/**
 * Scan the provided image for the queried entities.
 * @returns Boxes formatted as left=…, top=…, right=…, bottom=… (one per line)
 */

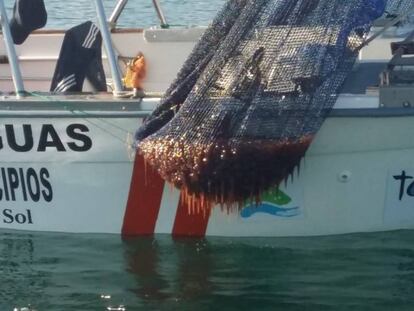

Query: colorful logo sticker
left=241, top=188, right=301, bottom=218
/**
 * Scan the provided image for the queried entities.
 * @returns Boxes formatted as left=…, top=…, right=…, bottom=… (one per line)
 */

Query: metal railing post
left=152, top=0, right=169, bottom=28
left=0, top=0, right=25, bottom=96
left=359, top=5, right=414, bottom=50
left=93, top=0, right=124, bottom=95
left=108, top=0, right=129, bottom=29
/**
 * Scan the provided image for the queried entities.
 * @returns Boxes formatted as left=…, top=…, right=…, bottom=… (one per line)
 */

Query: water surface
left=4, top=0, right=226, bottom=29
left=2, top=230, right=414, bottom=310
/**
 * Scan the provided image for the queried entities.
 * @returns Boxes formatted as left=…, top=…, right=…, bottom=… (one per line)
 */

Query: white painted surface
left=205, top=116, right=414, bottom=236
left=0, top=113, right=413, bottom=236
left=0, top=117, right=138, bottom=233
left=154, top=185, right=180, bottom=234
left=384, top=169, right=414, bottom=228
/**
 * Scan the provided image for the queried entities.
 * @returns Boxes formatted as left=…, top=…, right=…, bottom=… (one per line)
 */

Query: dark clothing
left=50, top=21, right=107, bottom=93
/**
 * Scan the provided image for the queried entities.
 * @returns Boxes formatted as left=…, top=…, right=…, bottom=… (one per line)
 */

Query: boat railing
left=0, top=0, right=170, bottom=97
left=3, top=0, right=414, bottom=100
left=0, top=0, right=24, bottom=97
left=0, top=0, right=125, bottom=97
left=109, top=0, right=169, bottom=29
left=360, top=5, right=414, bottom=50
left=93, top=0, right=124, bottom=95
left=379, top=28, right=414, bottom=108
left=109, top=0, right=129, bottom=29
left=151, top=0, right=169, bottom=29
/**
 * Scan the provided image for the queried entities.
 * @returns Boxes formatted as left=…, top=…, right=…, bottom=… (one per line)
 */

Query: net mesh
left=385, top=0, right=414, bottom=15
left=136, top=0, right=394, bottom=210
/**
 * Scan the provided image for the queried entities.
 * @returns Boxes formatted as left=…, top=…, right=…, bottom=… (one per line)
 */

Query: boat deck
left=342, top=62, right=387, bottom=95
left=0, top=92, right=158, bottom=117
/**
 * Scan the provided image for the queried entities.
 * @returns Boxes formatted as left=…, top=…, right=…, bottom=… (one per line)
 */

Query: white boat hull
left=0, top=97, right=413, bottom=237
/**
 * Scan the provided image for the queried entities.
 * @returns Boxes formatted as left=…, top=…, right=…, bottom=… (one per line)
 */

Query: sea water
left=2, top=230, right=414, bottom=310
left=4, top=0, right=226, bottom=29
left=2, top=0, right=414, bottom=310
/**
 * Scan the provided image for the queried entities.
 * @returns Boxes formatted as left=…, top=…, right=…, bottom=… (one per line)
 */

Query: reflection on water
left=2, top=230, right=414, bottom=310
left=0, top=231, right=414, bottom=311
left=125, top=238, right=213, bottom=307
left=3, top=0, right=226, bottom=29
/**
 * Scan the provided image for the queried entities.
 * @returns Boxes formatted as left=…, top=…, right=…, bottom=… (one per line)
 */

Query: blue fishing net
left=136, top=0, right=389, bottom=208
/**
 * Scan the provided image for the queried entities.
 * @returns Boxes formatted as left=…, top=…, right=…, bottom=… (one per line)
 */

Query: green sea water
left=2, top=230, right=414, bottom=310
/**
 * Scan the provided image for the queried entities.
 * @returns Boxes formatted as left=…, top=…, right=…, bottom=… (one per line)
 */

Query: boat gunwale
left=0, top=100, right=412, bottom=118
left=31, top=28, right=145, bottom=35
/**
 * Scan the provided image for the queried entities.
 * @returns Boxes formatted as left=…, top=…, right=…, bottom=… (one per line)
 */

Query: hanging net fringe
left=135, top=0, right=406, bottom=211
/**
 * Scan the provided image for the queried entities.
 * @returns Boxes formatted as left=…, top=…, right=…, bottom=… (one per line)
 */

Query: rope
left=26, top=91, right=136, bottom=146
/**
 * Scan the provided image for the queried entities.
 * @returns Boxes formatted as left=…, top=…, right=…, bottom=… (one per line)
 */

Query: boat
left=1, top=0, right=414, bottom=237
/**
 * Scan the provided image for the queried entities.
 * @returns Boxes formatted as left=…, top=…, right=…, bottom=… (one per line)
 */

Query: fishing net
left=136, top=0, right=388, bottom=210
left=385, top=0, right=414, bottom=16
